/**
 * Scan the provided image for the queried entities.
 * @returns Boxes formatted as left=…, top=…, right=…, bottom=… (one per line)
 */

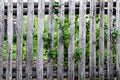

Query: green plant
left=112, top=28, right=120, bottom=40
left=52, top=2, right=59, bottom=14
left=48, top=50, right=57, bottom=60
left=52, top=2, right=59, bottom=7
left=75, top=48, right=83, bottom=59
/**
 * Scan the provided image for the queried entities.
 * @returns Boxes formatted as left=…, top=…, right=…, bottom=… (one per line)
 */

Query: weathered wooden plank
left=89, top=0, right=96, bottom=80
left=107, top=0, right=113, bottom=80
left=47, top=0, right=54, bottom=80
left=16, top=0, right=23, bottom=80
left=78, top=0, right=86, bottom=80
left=36, top=0, right=45, bottom=80
left=26, top=0, right=34, bottom=80
left=0, top=0, right=4, bottom=80
left=68, top=0, right=75, bottom=80
left=116, top=0, right=120, bottom=79
left=57, top=0, right=64, bottom=80
left=6, top=0, right=13, bottom=80
left=99, top=0, right=104, bottom=80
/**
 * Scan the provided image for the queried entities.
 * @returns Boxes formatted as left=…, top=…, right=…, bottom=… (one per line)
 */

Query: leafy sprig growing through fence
left=56, top=17, right=70, bottom=43
left=112, top=27, right=120, bottom=41
left=57, top=15, right=83, bottom=62
left=52, top=2, right=60, bottom=14
left=75, top=48, right=83, bottom=60
left=48, top=50, right=57, bottom=60
left=112, top=28, right=120, bottom=38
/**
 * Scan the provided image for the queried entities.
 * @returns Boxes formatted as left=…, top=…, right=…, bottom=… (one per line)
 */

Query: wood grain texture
left=16, top=0, right=23, bottom=80
left=0, top=0, right=4, bottom=80
left=6, top=0, right=13, bottom=80
left=47, top=0, right=54, bottom=80
left=78, top=0, right=86, bottom=80
left=57, top=0, right=64, bottom=80
left=26, top=0, right=34, bottom=80
left=68, top=0, right=75, bottom=80
left=116, top=0, right=120, bottom=79
left=99, top=0, right=104, bottom=80
left=89, top=0, right=96, bottom=80
left=37, top=0, right=45, bottom=80
left=107, top=0, right=113, bottom=80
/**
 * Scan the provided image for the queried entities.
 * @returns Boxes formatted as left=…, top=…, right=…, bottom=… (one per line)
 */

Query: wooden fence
left=0, top=0, right=120, bottom=80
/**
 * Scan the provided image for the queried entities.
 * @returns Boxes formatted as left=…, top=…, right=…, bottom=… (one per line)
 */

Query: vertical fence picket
left=16, top=0, right=23, bottom=80
left=37, top=0, right=45, bottom=80
left=107, top=0, right=113, bottom=79
left=90, top=0, right=96, bottom=80
left=26, top=0, right=34, bottom=80
left=99, top=0, right=104, bottom=80
left=68, top=0, right=75, bottom=80
left=57, top=0, right=64, bottom=80
left=0, top=0, right=4, bottom=80
left=6, top=0, right=13, bottom=80
left=116, top=0, right=120, bottom=79
left=78, top=0, right=86, bottom=80
left=47, top=0, right=54, bottom=80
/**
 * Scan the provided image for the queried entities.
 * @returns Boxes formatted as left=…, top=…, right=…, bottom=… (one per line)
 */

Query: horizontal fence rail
left=1, top=66, right=117, bottom=78
left=4, top=1, right=117, bottom=8
left=4, top=1, right=117, bottom=15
